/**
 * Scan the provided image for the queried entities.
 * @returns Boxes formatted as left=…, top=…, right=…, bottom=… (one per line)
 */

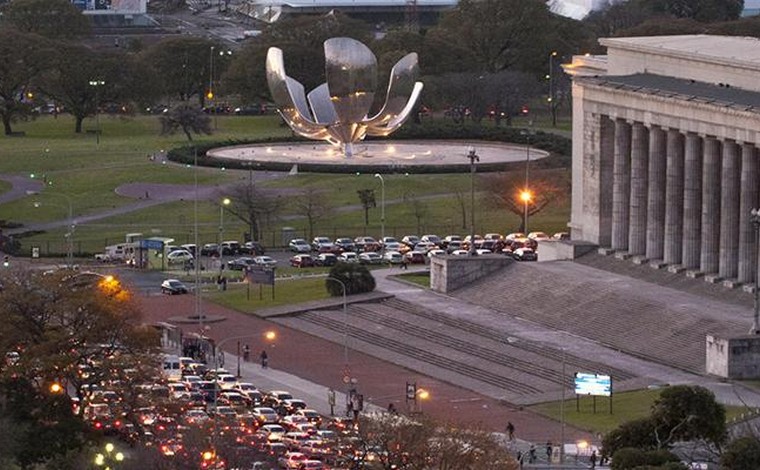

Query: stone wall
left=537, top=240, right=597, bottom=262
left=430, top=255, right=513, bottom=293
left=706, top=334, right=760, bottom=379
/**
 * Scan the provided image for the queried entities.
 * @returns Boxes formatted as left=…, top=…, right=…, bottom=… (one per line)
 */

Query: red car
left=290, top=255, right=314, bottom=268
left=403, top=251, right=426, bottom=265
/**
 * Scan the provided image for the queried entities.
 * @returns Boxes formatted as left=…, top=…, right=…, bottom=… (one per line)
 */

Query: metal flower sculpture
left=266, top=37, right=423, bottom=158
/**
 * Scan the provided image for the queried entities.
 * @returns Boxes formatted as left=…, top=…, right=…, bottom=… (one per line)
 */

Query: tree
left=327, top=264, right=375, bottom=296
left=721, top=436, right=760, bottom=470
left=644, top=0, right=744, bottom=22
left=357, top=189, right=377, bottom=227
left=223, top=12, right=371, bottom=102
left=140, top=36, right=226, bottom=106
left=0, top=29, right=52, bottom=135
left=159, top=105, right=212, bottom=142
left=2, top=0, right=91, bottom=39
left=292, top=187, right=332, bottom=241
left=603, top=418, right=660, bottom=459
left=221, top=183, right=282, bottom=242
left=483, top=170, right=570, bottom=232
left=651, top=385, right=726, bottom=449
left=36, top=44, right=125, bottom=133
left=610, top=447, right=685, bottom=470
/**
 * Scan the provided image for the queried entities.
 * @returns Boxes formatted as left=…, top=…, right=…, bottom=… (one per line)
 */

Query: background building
left=565, top=35, right=760, bottom=286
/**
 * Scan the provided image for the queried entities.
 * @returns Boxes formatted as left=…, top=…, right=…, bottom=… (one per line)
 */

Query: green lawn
left=394, top=272, right=430, bottom=287
left=205, top=276, right=331, bottom=312
left=529, top=388, right=748, bottom=435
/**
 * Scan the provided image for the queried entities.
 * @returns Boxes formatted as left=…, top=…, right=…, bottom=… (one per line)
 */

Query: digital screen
left=574, top=372, right=612, bottom=397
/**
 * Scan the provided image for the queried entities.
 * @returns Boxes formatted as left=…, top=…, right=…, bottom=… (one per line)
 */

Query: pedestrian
left=590, top=450, right=597, bottom=469
left=221, top=276, right=227, bottom=291
left=217, top=275, right=223, bottom=291
left=528, top=444, right=536, bottom=463
left=387, top=402, right=397, bottom=414
left=351, top=393, right=361, bottom=421
left=546, top=441, right=553, bottom=462
left=242, top=344, right=250, bottom=362
left=516, top=450, right=524, bottom=469
left=400, top=258, right=408, bottom=270
left=259, top=349, right=268, bottom=368
left=506, top=421, right=515, bottom=441
left=144, top=190, right=150, bottom=199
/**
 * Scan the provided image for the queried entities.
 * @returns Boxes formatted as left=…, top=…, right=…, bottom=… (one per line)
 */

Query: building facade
left=566, top=35, right=760, bottom=285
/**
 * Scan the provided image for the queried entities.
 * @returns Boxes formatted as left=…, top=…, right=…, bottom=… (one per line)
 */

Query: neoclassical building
left=565, top=35, right=760, bottom=286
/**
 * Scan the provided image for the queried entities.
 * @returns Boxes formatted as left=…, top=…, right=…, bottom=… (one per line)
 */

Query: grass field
left=529, top=388, right=748, bottom=435
left=394, top=271, right=431, bottom=287
left=1, top=114, right=572, bottom=257
left=205, top=276, right=332, bottom=312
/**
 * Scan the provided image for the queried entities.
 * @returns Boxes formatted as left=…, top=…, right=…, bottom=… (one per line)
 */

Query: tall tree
left=159, top=105, right=212, bottom=141
left=222, top=183, right=282, bottom=242
left=357, top=189, right=376, bottom=227
left=651, top=385, right=727, bottom=449
left=292, top=187, right=332, bottom=241
left=0, top=29, right=51, bottom=135
left=2, top=0, right=91, bottom=39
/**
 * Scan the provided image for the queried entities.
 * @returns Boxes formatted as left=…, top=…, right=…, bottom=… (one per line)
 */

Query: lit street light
left=219, top=197, right=231, bottom=267
left=94, top=442, right=125, bottom=469
left=520, top=190, right=532, bottom=234
left=750, top=208, right=760, bottom=334
left=465, top=147, right=479, bottom=255
left=374, top=174, right=385, bottom=249
left=88, top=79, right=106, bottom=145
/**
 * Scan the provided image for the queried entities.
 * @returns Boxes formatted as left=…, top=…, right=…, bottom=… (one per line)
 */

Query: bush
left=611, top=447, right=683, bottom=470
left=326, top=264, right=376, bottom=296
left=721, top=436, right=760, bottom=470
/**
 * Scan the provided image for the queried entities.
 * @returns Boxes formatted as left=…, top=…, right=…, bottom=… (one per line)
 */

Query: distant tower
left=405, top=0, right=419, bottom=32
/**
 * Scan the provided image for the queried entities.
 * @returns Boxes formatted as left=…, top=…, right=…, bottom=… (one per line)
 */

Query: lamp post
left=521, top=125, right=534, bottom=234
left=94, top=442, right=125, bottom=469
left=219, top=197, right=231, bottom=266
left=88, top=80, right=105, bottom=145
left=374, top=174, right=385, bottom=249
left=548, top=51, right=558, bottom=127
left=520, top=190, right=531, bottom=234
left=32, top=192, right=74, bottom=268
left=208, top=46, right=216, bottom=130
left=750, top=209, right=760, bottom=334
left=326, top=276, right=351, bottom=413
left=465, top=147, right=479, bottom=255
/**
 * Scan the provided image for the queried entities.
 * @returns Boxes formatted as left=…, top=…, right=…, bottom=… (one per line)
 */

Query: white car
left=338, top=252, right=358, bottom=263
left=254, top=255, right=277, bottom=268
left=476, top=249, right=492, bottom=255
left=427, top=249, right=445, bottom=258
left=260, top=423, right=286, bottom=441
left=384, top=241, right=402, bottom=252
left=166, top=249, right=193, bottom=264
left=253, top=407, right=280, bottom=424
left=216, top=374, right=238, bottom=390
left=450, top=249, right=470, bottom=256
left=527, top=231, right=551, bottom=242
left=289, top=238, right=311, bottom=253
left=359, top=252, right=383, bottom=265
left=383, top=251, right=403, bottom=264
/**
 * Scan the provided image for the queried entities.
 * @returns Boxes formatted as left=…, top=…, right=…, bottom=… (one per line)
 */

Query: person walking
left=328, top=388, right=336, bottom=416
left=242, top=344, right=250, bottom=362
left=590, top=450, right=597, bottom=469
left=546, top=441, right=553, bottom=463
left=506, top=421, right=515, bottom=441
left=259, top=349, right=268, bottom=368
left=528, top=444, right=536, bottom=464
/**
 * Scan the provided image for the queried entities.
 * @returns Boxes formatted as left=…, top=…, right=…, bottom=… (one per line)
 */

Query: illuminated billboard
left=574, top=372, right=612, bottom=397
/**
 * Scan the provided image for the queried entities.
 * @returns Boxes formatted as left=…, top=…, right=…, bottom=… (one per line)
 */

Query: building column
left=646, top=125, right=667, bottom=261
left=628, top=122, right=649, bottom=256
left=681, top=133, right=703, bottom=270
left=738, top=144, right=759, bottom=283
left=611, top=119, right=631, bottom=251
left=701, top=137, right=721, bottom=274
left=719, top=140, right=740, bottom=280
left=663, top=129, right=684, bottom=265
left=598, top=116, right=615, bottom=247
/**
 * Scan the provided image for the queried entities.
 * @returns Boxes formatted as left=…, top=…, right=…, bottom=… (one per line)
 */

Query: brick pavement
left=137, top=293, right=596, bottom=444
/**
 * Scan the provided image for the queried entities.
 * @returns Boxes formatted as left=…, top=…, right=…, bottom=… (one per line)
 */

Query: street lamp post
left=374, top=174, right=385, bottom=248
left=520, top=190, right=531, bottom=234
left=465, top=147, right=479, bottom=255
left=521, top=126, right=534, bottom=234
left=750, top=209, right=760, bottom=334
left=88, top=80, right=105, bottom=145
left=219, top=197, right=231, bottom=267
left=548, top=51, right=558, bottom=127
left=94, top=442, right=125, bottom=469
left=32, top=192, right=74, bottom=268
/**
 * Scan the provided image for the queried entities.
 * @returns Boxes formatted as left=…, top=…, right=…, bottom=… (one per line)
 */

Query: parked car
left=384, top=241, right=402, bottom=252
left=450, top=249, right=469, bottom=256
left=420, top=234, right=442, bottom=246
left=403, top=251, right=426, bottom=265
left=201, top=243, right=220, bottom=256
left=161, top=279, right=188, bottom=295
left=414, top=241, right=436, bottom=253
left=166, top=250, right=193, bottom=264
left=289, top=239, right=311, bottom=253
left=380, top=236, right=399, bottom=246
left=445, top=241, right=463, bottom=254
left=290, top=254, right=314, bottom=268
left=227, top=257, right=257, bottom=271
left=221, top=240, right=241, bottom=255
left=513, top=247, right=538, bottom=261
left=241, top=241, right=265, bottom=255
left=427, top=249, right=445, bottom=258
left=354, top=236, right=380, bottom=252
left=334, top=237, right=355, bottom=252
left=463, top=234, right=484, bottom=249
left=311, top=237, right=334, bottom=252
left=254, top=256, right=277, bottom=268
left=383, top=251, right=403, bottom=264
left=181, top=244, right=197, bottom=255
left=359, top=252, right=383, bottom=264
left=401, top=235, right=419, bottom=248
left=553, top=232, right=570, bottom=241
left=442, top=235, right=461, bottom=248
left=527, top=232, right=551, bottom=242
left=505, top=233, right=525, bottom=243
left=315, top=253, right=338, bottom=267
left=484, top=233, right=504, bottom=241
left=338, top=252, right=358, bottom=263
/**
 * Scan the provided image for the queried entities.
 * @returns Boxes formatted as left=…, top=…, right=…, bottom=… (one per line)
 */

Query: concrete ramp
left=453, top=260, right=752, bottom=374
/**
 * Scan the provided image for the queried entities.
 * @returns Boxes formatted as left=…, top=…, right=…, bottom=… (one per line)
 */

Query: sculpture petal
left=324, top=37, right=376, bottom=124
left=366, top=53, right=420, bottom=127
left=367, top=81, right=423, bottom=137
left=307, top=83, right=338, bottom=125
